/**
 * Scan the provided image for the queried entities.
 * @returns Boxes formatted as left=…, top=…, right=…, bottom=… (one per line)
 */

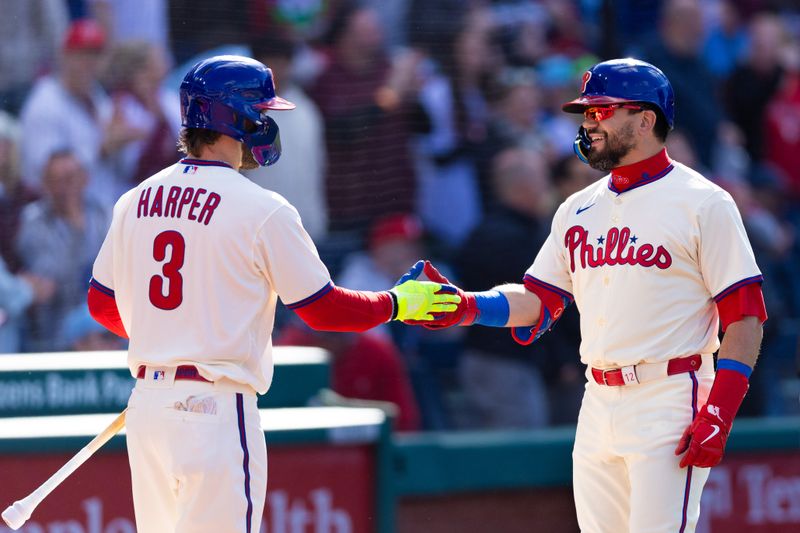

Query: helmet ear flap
left=573, top=126, right=591, bottom=164
left=245, top=115, right=282, bottom=166
left=183, top=95, right=212, bottom=129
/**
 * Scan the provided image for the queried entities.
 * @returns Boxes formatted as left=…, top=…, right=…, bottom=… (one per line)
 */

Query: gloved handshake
left=389, top=260, right=480, bottom=327
left=388, top=261, right=463, bottom=321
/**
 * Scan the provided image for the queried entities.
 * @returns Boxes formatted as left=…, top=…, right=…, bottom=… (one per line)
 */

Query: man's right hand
left=389, top=274, right=461, bottom=321
left=402, top=261, right=478, bottom=329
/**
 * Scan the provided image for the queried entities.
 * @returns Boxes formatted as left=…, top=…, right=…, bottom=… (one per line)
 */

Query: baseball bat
left=1, top=409, right=127, bottom=530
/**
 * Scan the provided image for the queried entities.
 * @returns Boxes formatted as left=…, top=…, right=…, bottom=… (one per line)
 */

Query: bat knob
left=2, top=501, right=30, bottom=530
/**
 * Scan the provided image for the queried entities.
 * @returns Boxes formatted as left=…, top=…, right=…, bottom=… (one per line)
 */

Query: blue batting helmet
left=180, top=55, right=296, bottom=166
left=562, top=58, right=675, bottom=129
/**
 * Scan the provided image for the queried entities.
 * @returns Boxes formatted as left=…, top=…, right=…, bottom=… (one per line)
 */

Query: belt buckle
left=601, top=368, right=613, bottom=385
left=620, top=365, right=639, bottom=385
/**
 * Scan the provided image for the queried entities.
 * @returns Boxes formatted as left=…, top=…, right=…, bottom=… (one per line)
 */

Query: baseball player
left=410, top=59, right=767, bottom=532
left=86, top=55, right=459, bottom=533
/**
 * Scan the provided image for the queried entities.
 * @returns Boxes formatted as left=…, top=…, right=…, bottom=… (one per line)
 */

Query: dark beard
left=587, top=122, right=636, bottom=172
left=240, top=144, right=259, bottom=170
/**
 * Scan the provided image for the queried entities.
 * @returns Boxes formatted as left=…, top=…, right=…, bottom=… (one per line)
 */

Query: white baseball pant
left=573, top=358, right=715, bottom=532
left=125, top=368, right=266, bottom=533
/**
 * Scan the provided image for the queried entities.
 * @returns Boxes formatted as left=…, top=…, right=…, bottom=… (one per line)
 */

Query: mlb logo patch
left=153, top=370, right=166, bottom=381
left=183, top=165, right=198, bottom=175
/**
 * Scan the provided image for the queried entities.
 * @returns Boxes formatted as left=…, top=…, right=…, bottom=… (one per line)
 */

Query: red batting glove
left=675, top=404, right=731, bottom=468
left=404, top=261, right=478, bottom=329
left=674, top=368, right=749, bottom=468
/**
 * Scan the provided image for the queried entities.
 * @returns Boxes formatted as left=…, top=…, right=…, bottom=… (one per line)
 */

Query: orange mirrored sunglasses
left=583, top=104, right=644, bottom=122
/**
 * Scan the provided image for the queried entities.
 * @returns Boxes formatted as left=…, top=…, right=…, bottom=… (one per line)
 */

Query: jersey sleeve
left=716, top=282, right=767, bottom=331
left=697, top=190, right=763, bottom=300
left=254, top=204, right=332, bottom=305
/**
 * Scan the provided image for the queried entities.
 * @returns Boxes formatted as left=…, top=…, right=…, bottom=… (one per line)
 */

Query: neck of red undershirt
left=611, top=148, right=671, bottom=192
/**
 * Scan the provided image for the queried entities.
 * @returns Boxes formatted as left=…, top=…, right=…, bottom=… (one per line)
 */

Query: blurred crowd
left=1, top=0, right=799, bottom=431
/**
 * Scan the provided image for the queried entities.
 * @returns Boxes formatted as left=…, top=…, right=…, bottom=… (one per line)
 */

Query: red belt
left=136, top=365, right=212, bottom=383
left=591, top=354, right=703, bottom=386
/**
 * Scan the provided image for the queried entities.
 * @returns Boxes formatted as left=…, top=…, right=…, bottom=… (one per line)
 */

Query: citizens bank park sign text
left=0, top=370, right=133, bottom=417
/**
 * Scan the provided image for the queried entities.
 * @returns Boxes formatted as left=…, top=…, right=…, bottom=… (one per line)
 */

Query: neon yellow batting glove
left=388, top=280, right=461, bottom=321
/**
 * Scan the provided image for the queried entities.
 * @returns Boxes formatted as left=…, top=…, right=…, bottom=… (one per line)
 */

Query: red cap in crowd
left=368, top=213, right=423, bottom=250
left=63, top=19, right=107, bottom=51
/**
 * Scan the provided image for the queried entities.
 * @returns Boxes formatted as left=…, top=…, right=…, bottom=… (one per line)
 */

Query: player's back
left=108, top=159, right=301, bottom=390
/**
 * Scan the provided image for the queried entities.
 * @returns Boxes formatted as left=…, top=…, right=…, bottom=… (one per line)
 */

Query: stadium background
left=0, top=0, right=799, bottom=532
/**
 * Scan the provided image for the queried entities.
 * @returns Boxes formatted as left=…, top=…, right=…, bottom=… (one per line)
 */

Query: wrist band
left=388, top=291, right=398, bottom=321
left=473, top=291, right=510, bottom=327
left=717, top=358, right=752, bottom=379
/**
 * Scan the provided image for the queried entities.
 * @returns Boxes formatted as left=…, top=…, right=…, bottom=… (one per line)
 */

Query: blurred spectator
left=0, top=112, right=39, bottom=272
left=243, top=0, right=336, bottom=88
left=169, top=0, right=247, bottom=64
left=411, top=4, right=497, bottom=250
left=244, top=36, right=328, bottom=240
left=454, top=147, right=555, bottom=429
left=540, top=0, right=589, bottom=59
left=89, top=0, right=170, bottom=52
left=0, top=0, right=69, bottom=114
left=636, top=0, right=725, bottom=167
left=365, top=0, right=411, bottom=52
left=763, top=42, right=800, bottom=201
left=309, top=1, right=421, bottom=246
left=245, top=0, right=334, bottom=45
left=101, top=41, right=181, bottom=186
left=15, top=151, right=109, bottom=352
left=603, top=0, right=665, bottom=55
left=478, top=67, right=553, bottom=203
left=19, top=18, right=144, bottom=204
left=724, top=12, right=787, bottom=163
left=535, top=54, right=592, bottom=162
left=550, top=153, right=603, bottom=201
left=665, top=129, right=706, bottom=171
left=407, top=0, right=470, bottom=53
left=490, top=1, right=550, bottom=67
left=337, top=212, right=459, bottom=429
left=0, top=256, right=54, bottom=353
left=702, top=0, right=748, bottom=80
left=277, top=322, right=421, bottom=431
left=338, top=212, right=425, bottom=294
left=61, top=304, right=126, bottom=351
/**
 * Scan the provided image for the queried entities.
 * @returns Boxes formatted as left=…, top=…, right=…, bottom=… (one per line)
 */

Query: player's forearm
left=495, top=284, right=542, bottom=327
left=291, top=284, right=393, bottom=332
left=717, top=316, right=762, bottom=369
left=676, top=315, right=761, bottom=468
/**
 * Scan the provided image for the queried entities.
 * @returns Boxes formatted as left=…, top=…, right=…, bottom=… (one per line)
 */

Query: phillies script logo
left=565, top=225, right=672, bottom=272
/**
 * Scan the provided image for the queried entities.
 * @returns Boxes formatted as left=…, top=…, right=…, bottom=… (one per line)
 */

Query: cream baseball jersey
left=527, top=159, right=762, bottom=368
left=91, top=159, right=331, bottom=393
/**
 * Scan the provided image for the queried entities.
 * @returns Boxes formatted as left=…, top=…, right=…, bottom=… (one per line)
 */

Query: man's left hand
left=674, top=403, right=731, bottom=468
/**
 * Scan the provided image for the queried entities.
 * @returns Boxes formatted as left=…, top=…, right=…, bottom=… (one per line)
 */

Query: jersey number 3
left=149, top=230, right=185, bottom=310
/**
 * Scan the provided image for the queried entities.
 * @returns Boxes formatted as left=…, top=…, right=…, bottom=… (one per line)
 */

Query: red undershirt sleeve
left=87, top=280, right=128, bottom=339
left=289, top=283, right=395, bottom=332
left=715, top=282, right=767, bottom=332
